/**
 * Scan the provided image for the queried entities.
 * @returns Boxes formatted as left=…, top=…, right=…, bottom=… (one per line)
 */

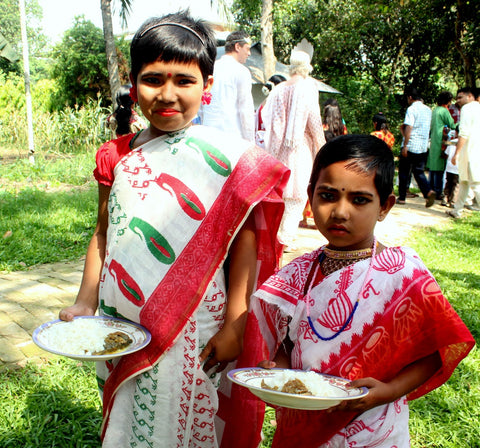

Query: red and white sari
left=93, top=125, right=289, bottom=447
left=251, top=246, right=474, bottom=447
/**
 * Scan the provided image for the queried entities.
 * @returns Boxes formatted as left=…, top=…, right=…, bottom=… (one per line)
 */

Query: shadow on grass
left=0, top=363, right=102, bottom=448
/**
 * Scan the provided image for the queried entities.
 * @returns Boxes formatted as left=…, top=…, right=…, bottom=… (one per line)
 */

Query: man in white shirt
left=447, top=87, right=480, bottom=218
left=397, top=86, right=436, bottom=207
left=202, top=31, right=255, bottom=142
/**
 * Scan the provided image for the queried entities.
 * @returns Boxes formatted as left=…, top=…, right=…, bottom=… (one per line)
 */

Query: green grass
left=0, top=153, right=97, bottom=271
left=0, top=359, right=102, bottom=448
left=0, top=152, right=96, bottom=186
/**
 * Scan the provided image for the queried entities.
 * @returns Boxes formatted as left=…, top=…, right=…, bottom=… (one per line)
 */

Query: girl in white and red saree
left=60, top=12, right=289, bottom=448
left=251, top=135, right=474, bottom=447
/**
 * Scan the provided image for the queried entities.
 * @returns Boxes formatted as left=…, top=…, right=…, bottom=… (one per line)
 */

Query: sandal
left=425, top=191, right=436, bottom=208
left=396, top=198, right=406, bottom=205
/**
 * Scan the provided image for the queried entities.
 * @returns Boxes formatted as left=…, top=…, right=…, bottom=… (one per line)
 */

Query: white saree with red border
left=251, top=246, right=474, bottom=447
left=93, top=125, right=289, bottom=447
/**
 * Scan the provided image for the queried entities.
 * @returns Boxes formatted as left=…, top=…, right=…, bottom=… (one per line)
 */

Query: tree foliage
left=49, top=16, right=130, bottom=110
left=0, top=0, right=49, bottom=78
left=232, top=0, right=479, bottom=135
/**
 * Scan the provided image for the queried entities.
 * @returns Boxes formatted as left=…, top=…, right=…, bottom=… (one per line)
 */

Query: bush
left=0, top=73, right=110, bottom=154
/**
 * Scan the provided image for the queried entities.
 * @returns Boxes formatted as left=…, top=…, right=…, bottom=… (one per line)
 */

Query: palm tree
left=100, top=0, right=132, bottom=103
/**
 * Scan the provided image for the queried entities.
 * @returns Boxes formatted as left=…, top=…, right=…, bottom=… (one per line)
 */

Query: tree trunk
left=101, top=0, right=121, bottom=103
left=261, top=0, right=276, bottom=82
left=454, top=0, right=477, bottom=87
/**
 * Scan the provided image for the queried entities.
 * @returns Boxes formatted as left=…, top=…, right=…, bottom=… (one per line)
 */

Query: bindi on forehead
left=167, top=73, right=172, bottom=78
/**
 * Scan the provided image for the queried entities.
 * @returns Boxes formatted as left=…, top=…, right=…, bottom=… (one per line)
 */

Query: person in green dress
left=427, top=91, right=456, bottom=199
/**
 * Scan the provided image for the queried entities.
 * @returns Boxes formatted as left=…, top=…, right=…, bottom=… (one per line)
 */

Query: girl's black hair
left=323, top=104, right=345, bottom=139
left=309, top=134, right=394, bottom=205
left=372, top=112, right=388, bottom=131
left=436, top=91, right=453, bottom=106
left=114, top=85, right=134, bottom=136
left=130, top=10, right=217, bottom=84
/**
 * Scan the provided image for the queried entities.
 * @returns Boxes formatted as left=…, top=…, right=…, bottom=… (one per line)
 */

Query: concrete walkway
left=0, top=197, right=453, bottom=369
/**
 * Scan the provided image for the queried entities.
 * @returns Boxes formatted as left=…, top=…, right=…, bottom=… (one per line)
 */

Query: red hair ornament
left=201, top=91, right=212, bottom=105
left=129, top=85, right=138, bottom=103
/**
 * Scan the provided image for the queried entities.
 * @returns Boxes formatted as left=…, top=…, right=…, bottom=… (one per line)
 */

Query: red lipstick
left=157, top=109, right=179, bottom=117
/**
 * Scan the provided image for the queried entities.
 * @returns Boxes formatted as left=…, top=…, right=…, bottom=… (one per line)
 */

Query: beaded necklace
left=306, top=237, right=377, bottom=341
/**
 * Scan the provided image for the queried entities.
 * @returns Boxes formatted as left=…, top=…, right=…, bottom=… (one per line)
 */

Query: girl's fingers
left=257, top=360, right=276, bottom=369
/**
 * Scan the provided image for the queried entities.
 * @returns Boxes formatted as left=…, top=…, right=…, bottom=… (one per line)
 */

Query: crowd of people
left=396, top=86, right=480, bottom=218
left=59, top=11, right=475, bottom=448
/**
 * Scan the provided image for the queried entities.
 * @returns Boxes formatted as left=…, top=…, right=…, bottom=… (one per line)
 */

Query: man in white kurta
left=448, top=87, right=480, bottom=218
left=202, top=31, right=255, bottom=142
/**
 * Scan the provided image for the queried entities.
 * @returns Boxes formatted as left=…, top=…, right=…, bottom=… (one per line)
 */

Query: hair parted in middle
left=308, top=134, right=394, bottom=206
left=130, top=10, right=217, bottom=85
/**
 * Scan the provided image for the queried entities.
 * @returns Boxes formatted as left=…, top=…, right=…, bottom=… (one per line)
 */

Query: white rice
left=40, top=319, right=114, bottom=355
left=257, top=370, right=347, bottom=397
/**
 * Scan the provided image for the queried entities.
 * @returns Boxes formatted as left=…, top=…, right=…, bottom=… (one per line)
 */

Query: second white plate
left=228, top=367, right=368, bottom=410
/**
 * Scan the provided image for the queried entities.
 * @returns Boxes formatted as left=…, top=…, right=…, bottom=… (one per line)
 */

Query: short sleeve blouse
left=93, top=134, right=137, bottom=186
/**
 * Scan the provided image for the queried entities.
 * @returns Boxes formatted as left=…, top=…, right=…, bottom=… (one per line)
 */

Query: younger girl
left=59, top=11, right=288, bottom=447
left=251, top=134, right=474, bottom=447
left=371, top=112, right=395, bottom=149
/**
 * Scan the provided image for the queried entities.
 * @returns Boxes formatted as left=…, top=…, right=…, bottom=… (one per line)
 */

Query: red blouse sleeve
left=93, top=134, right=136, bottom=186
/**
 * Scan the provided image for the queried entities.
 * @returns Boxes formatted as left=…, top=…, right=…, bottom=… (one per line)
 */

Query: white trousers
left=454, top=181, right=480, bottom=214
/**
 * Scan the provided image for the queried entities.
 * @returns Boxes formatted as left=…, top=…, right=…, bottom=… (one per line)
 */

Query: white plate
left=227, top=368, right=368, bottom=410
left=32, top=316, right=151, bottom=361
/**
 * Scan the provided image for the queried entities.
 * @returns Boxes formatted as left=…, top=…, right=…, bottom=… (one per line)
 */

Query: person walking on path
left=201, top=30, right=255, bottom=142
left=262, top=39, right=325, bottom=251
left=447, top=87, right=480, bottom=219
left=427, top=91, right=456, bottom=200
left=397, top=86, right=436, bottom=207
left=255, top=74, right=286, bottom=148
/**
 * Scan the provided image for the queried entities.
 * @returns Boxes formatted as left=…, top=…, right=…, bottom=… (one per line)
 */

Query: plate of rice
left=227, top=368, right=368, bottom=410
left=32, top=316, right=151, bottom=361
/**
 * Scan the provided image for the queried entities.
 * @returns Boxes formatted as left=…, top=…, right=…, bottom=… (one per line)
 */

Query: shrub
left=0, top=73, right=110, bottom=154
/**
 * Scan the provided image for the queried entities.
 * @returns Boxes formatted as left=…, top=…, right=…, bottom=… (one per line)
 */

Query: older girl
left=60, top=11, right=288, bottom=447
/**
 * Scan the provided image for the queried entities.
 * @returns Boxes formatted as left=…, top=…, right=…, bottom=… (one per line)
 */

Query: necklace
left=321, top=242, right=378, bottom=276
left=323, top=246, right=374, bottom=259
left=306, top=237, right=377, bottom=341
